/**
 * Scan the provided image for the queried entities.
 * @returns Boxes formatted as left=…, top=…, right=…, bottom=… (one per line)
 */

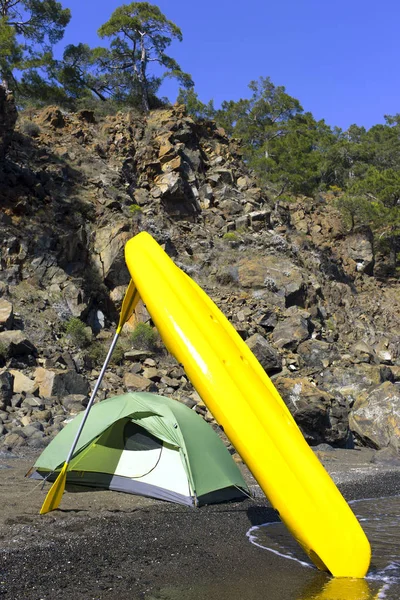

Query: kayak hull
left=125, top=231, right=371, bottom=578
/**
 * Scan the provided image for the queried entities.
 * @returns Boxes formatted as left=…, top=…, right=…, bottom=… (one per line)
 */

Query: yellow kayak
left=125, top=231, right=371, bottom=578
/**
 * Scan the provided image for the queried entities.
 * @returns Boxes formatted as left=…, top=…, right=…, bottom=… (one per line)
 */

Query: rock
left=61, top=394, right=88, bottom=414
left=21, top=396, right=43, bottom=409
left=275, top=376, right=350, bottom=446
left=351, top=340, right=376, bottom=364
left=297, top=339, right=338, bottom=369
left=36, top=106, right=66, bottom=128
left=246, top=333, right=282, bottom=374
left=30, top=409, right=52, bottom=423
left=77, top=109, right=96, bottom=124
left=124, top=350, right=154, bottom=361
left=1, top=430, right=27, bottom=448
left=27, top=433, right=48, bottom=448
left=160, top=375, right=180, bottom=389
left=92, top=222, right=131, bottom=287
left=9, top=370, right=38, bottom=395
left=317, top=364, right=393, bottom=407
left=0, top=331, right=37, bottom=357
left=62, top=281, right=89, bottom=319
left=0, top=299, right=13, bottom=330
left=23, top=422, right=44, bottom=437
left=0, top=370, right=13, bottom=410
left=142, top=367, right=161, bottom=381
left=123, top=372, right=152, bottom=391
left=271, top=310, right=311, bottom=350
left=237, top=256, right=306, bottom=307
left=342, top=227, right=374, bottom=275
left=349, top=381, right=400, bottom=452
left=34, top=368, right=90, bottom=399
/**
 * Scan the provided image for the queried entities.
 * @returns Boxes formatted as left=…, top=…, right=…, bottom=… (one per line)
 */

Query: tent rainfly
left=32, top=392, right=249, bottom=506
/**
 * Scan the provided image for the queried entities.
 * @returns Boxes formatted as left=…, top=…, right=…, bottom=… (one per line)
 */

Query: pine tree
left=0, top=0, right=70, bottom=92
left=98, top=2, right=193, bottom=113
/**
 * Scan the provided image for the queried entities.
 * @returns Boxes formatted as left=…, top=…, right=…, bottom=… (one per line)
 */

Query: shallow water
left=247, top=495, right=400, bottom=599
left=153, top=495, right=400, bottom=600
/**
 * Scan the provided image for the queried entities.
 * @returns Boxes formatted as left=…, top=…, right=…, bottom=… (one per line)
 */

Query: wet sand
left=1, top=447, right=400, bottom=600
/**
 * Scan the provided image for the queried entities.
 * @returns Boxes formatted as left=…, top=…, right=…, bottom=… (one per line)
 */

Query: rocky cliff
left=1, top=103, right=400, bottom=458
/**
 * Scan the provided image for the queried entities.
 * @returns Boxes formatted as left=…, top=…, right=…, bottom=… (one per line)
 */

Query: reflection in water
left=248, top=495, right=400, bottom=600
left=297, top=576, right=381, bottom=599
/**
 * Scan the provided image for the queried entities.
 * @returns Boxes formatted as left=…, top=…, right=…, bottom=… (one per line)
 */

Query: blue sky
left=55, top=0, right=400, bottom=130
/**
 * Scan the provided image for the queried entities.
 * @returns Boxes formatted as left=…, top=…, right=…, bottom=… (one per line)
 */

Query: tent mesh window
left=123, top=422, right=162, bottom=452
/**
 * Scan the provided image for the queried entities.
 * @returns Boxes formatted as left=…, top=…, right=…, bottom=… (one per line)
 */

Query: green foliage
left=53, top=43, right=111, bottom=104
left=0, top=0, right=71, bottom=93
left=86, top=340, right=126, bottom=366
left=110, top=342, right=126, bottom=365
left=97, top=2, right=193, bottom=113
left=177, top=87, right=215, bottom=119
left=131, top=322, right=158, bottom=350
left=214, top=77, right=333, bottom=197
left=65, top=317, right=91, bottom=348
left=85, top=341, right=106, bottom=366
left=334, top=193, right=380, bottom=231
left=222, top=232, right=238, bottom=241
left=129, top=203, right=142, bottom=214
left=339, top=166, right=400, bottom=268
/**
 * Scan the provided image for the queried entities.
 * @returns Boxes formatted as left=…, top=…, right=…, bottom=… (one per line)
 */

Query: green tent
left=32, top=392, right=249, bottom=506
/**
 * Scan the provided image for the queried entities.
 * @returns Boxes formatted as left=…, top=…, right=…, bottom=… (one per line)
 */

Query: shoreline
left=1, top=447, right=400, bottom=599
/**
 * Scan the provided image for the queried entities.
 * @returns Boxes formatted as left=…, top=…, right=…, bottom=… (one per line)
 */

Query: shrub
left=131, top=322, right=158, bottom=351
left=215, top=267, right=239, bottom=285
left=110, top=343, right=126, bottom=365
left=20, top=121, right=41, bottom=138
left=85, top=341, right=107, bottom=366
left=65, top=317, right=91, bottom=348
left=129, top=203, right=142, bottom=215
left=222, top=232, right=238, bottom=242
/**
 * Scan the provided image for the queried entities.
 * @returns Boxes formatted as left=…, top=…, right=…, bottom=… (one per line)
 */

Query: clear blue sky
left=55, top=0, right=400, bottom=130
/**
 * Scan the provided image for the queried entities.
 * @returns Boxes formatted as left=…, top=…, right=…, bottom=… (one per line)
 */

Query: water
left=152, top=495, right=400, bottom=600
left=248, top=495, right=400, bottom=599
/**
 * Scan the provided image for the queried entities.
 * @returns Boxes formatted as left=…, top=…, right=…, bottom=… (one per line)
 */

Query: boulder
left=237, top=255, right=306, bottom=307
left=123, top=372, right=152, bottom=391
left=349, top=381, right=400, bottom=452
left=246, top=333, right=282, bottom=374
left=92, top=222, right=131, bottom=287
left=34, top=367, right=90, bottom=399
left=271, top=309, right=311, bottom=350
left=1, top=430, right=27, bottom=448
left=317, top=363, right=393, bottom=407
left=9, top=370, right=38, bottom=395
left=0, top=299, right=13, bottom=330
left=275, top=376, right=350, bottom=446
left=61, top=394, right=88, bottom=414
left=35, top=106, right=65, bottom=129
left=62, top=281, right=89, bottom=319
left=297, top=339, right=338, bottom=369
left=342, top=227, right=374, bottom=275
left=0, top=331, right=37, bottom=357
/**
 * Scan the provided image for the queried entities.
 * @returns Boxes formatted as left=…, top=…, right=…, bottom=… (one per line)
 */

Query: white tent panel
left=114, top=442, right=192, bottom=497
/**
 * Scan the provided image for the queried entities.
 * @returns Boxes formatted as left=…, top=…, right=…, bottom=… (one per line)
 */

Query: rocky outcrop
left=275, top=376, right=351, bottom=446
left=2, top=103, right=400, bottom=456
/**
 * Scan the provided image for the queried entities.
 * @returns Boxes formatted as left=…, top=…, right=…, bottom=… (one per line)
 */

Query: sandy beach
left=1, top=447, right=400, bottom=600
